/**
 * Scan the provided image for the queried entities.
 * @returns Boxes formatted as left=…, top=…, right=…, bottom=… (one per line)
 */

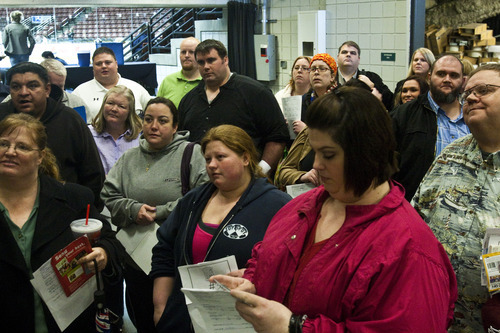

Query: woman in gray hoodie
left=101, top=97, right=209, bottom=332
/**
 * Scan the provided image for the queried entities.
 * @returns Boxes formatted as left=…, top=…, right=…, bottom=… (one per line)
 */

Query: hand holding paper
left=232, top=289, right=292, bottom=333
left=208, top=274, right=256, bottom=294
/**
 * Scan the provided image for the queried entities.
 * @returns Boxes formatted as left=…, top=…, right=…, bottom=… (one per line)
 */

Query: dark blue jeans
left=9, top=54, right=29, bottom=66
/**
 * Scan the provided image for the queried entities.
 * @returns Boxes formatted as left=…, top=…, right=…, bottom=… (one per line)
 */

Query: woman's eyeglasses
left=309, top=66, right=330, bottom=73
left=0, top=139, right=40, bottom=154
left=459, top=84, right=500, bottom=105
left=294, top=66, right=310, bottom=72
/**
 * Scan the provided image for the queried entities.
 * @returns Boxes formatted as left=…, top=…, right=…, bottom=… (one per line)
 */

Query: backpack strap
left=181, top=142, right=197, bottom=196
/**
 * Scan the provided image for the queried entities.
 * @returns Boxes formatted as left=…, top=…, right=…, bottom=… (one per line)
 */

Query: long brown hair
left=0, top=113, right=61, bottom=180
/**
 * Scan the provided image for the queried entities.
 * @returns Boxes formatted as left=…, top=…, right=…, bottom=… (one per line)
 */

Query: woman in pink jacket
left=212, top=86, right=458, bottom=332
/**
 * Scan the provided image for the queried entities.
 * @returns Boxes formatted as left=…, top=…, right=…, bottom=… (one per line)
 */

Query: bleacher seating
left=0, top=7, right=168, bottom=42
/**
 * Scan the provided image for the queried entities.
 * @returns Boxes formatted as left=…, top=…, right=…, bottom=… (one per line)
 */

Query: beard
left=181, top=60, right=195, bottom=71
left=430, top=84, right=461, bottom=104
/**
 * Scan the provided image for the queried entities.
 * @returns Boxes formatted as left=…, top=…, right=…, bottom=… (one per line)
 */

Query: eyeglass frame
left=293, top=65, right=310, bottom=72
left=309, top=66, right=331, bottom=73
left=0, top=139, right=41, bottom=154
left=459, top=84, right=500, bottom=105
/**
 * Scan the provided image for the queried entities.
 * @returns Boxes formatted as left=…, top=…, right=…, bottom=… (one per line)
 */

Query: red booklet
left=51, top=236, right=95, bottom=297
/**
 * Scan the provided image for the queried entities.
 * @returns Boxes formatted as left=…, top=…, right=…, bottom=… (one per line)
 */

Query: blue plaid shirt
left=427, top=92, right=470, bottom=156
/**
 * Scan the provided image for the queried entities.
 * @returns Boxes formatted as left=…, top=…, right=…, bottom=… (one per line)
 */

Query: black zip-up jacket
left=390, top=93, right=437, bottom=201
left=151, top=178, right=291, bottom=332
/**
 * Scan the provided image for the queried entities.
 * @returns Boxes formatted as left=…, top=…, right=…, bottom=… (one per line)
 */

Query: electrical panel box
left=254, top=34, right=276, bottom=81
left=297, top=10, right=326, bottom=57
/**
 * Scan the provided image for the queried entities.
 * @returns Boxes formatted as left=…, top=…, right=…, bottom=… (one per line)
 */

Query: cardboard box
left=472, top=37, right=496, bottom=47
left=430, top=27, right=452, bottom=55
left=445, top=50, right=463, bottom=58
left=466, top=49, right=483, bottom=58
left=459, top=23, right=487, bottom=36
left=469, top=30, right=494, bottom=41
left=479, top=57, right=500, bottom=64
left=462, top=55, right=478, bottom=65
left=446, top=45, right=465, bottom=52
left=425, top=27, right=439, bottom=50
left=449, top=35, right=471, bottom=47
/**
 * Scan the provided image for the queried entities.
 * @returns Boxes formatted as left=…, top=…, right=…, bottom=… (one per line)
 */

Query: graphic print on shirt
left=223, top=224, right=248, bottom=239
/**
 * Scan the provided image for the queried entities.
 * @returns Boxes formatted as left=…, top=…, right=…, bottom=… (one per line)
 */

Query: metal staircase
left=122, top=8, right=223, bottom=63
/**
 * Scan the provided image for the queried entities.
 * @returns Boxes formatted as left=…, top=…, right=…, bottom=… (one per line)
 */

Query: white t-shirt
left=73, top=74, right=151, bottom=123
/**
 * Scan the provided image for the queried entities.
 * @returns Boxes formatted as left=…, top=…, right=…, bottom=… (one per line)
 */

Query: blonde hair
left=41, top=58, right=67, bottom=77
left=91, top=85, right=142, bottom=141
left=10, top=11, right=23, bottom=23
left=0, top=113, right=61, bottom=180
left=407, top=48, right=435, bottom=77
left=201, top=125, right=265, bottom=179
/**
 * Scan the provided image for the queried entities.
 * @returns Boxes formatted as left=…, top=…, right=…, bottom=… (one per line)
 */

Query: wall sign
left=381, top=53, right=396, bottom=61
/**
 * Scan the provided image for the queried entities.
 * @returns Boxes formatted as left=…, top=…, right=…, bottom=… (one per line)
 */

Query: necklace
left=145, top=152, right=155, bottom=172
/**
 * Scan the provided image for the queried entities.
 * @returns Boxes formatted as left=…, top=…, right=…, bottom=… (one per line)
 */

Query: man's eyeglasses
left=0, top=139, right=40, bottom=154
left=294, top=66, right=310, bottom=72
left=459, top=84, right=500, bottom=105
left=310, top=66, right=331, bottom=73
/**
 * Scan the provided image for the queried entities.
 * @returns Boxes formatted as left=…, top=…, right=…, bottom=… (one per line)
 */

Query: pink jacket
left=244, top=182, right=457, bottom=332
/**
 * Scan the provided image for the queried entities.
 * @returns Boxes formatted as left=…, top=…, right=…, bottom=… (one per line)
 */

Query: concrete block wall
left=267, top=0, right=411, bottom=93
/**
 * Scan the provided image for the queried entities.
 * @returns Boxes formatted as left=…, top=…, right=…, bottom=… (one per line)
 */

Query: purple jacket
left=244, top=182, right=457, bottom=332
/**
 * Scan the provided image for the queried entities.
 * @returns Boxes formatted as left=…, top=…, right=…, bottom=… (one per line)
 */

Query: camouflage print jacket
left=412, top=134, right=500, bottom=333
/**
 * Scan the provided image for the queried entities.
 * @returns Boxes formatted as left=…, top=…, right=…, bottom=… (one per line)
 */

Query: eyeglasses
left=0, top=139, right=40, bottom=154
left=310, top=66, right=331, bottom=73
left=294, top=66, right=310, bottom=72
left=459, top=84, right=500, bottom=105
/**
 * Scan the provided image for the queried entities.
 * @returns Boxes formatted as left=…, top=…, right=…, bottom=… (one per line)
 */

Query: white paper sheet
left=282, top=95, right=302, bottom=140
left=178, top=256, right=254, bottom=332
left=286, top=183, right=316, bottom=198
left=181, top=288, right=255, bottom=332
left=116, top=222, right=159, bottom=274
left=31, top=258, right=96, bottom=331
left=178, top=256, right=239, bottom=290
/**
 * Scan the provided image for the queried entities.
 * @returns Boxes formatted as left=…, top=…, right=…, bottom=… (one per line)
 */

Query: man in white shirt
left=73, top=46, right=151, bottom=122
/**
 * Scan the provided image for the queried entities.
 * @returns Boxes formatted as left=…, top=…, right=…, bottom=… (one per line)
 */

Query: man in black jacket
left=390, top=55, right=469, bottom=201
left=178, top=39, right=289, bottom=175
left=0, top=62, right=105, bottom=209
left=336, top=40, right=393, bottom=110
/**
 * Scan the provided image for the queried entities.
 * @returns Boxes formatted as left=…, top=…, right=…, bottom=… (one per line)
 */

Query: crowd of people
left=0, top=16, right=499, bottom=332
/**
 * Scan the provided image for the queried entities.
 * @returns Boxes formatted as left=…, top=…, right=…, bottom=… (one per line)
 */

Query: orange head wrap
left=310, top=53, right=337, bottom=74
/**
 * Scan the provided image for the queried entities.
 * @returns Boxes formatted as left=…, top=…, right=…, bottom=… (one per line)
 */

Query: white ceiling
left=0, top=0, right=228, bottom=7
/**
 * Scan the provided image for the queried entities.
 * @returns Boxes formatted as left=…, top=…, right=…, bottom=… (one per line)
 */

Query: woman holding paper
left=212, top=88, right=458, bottom=332
left=274, top=79, right=371, bottom=190
left=0, top=114, right=119, bottom=332
left=150, top=125, right=291, bottom=333
left=274, top=56, right=312, bottom=111
left=101, top=96, right=208, bottom=332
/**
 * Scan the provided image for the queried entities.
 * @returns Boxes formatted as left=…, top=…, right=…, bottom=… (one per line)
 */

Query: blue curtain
left=227, top=1, right=257, bottom=79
